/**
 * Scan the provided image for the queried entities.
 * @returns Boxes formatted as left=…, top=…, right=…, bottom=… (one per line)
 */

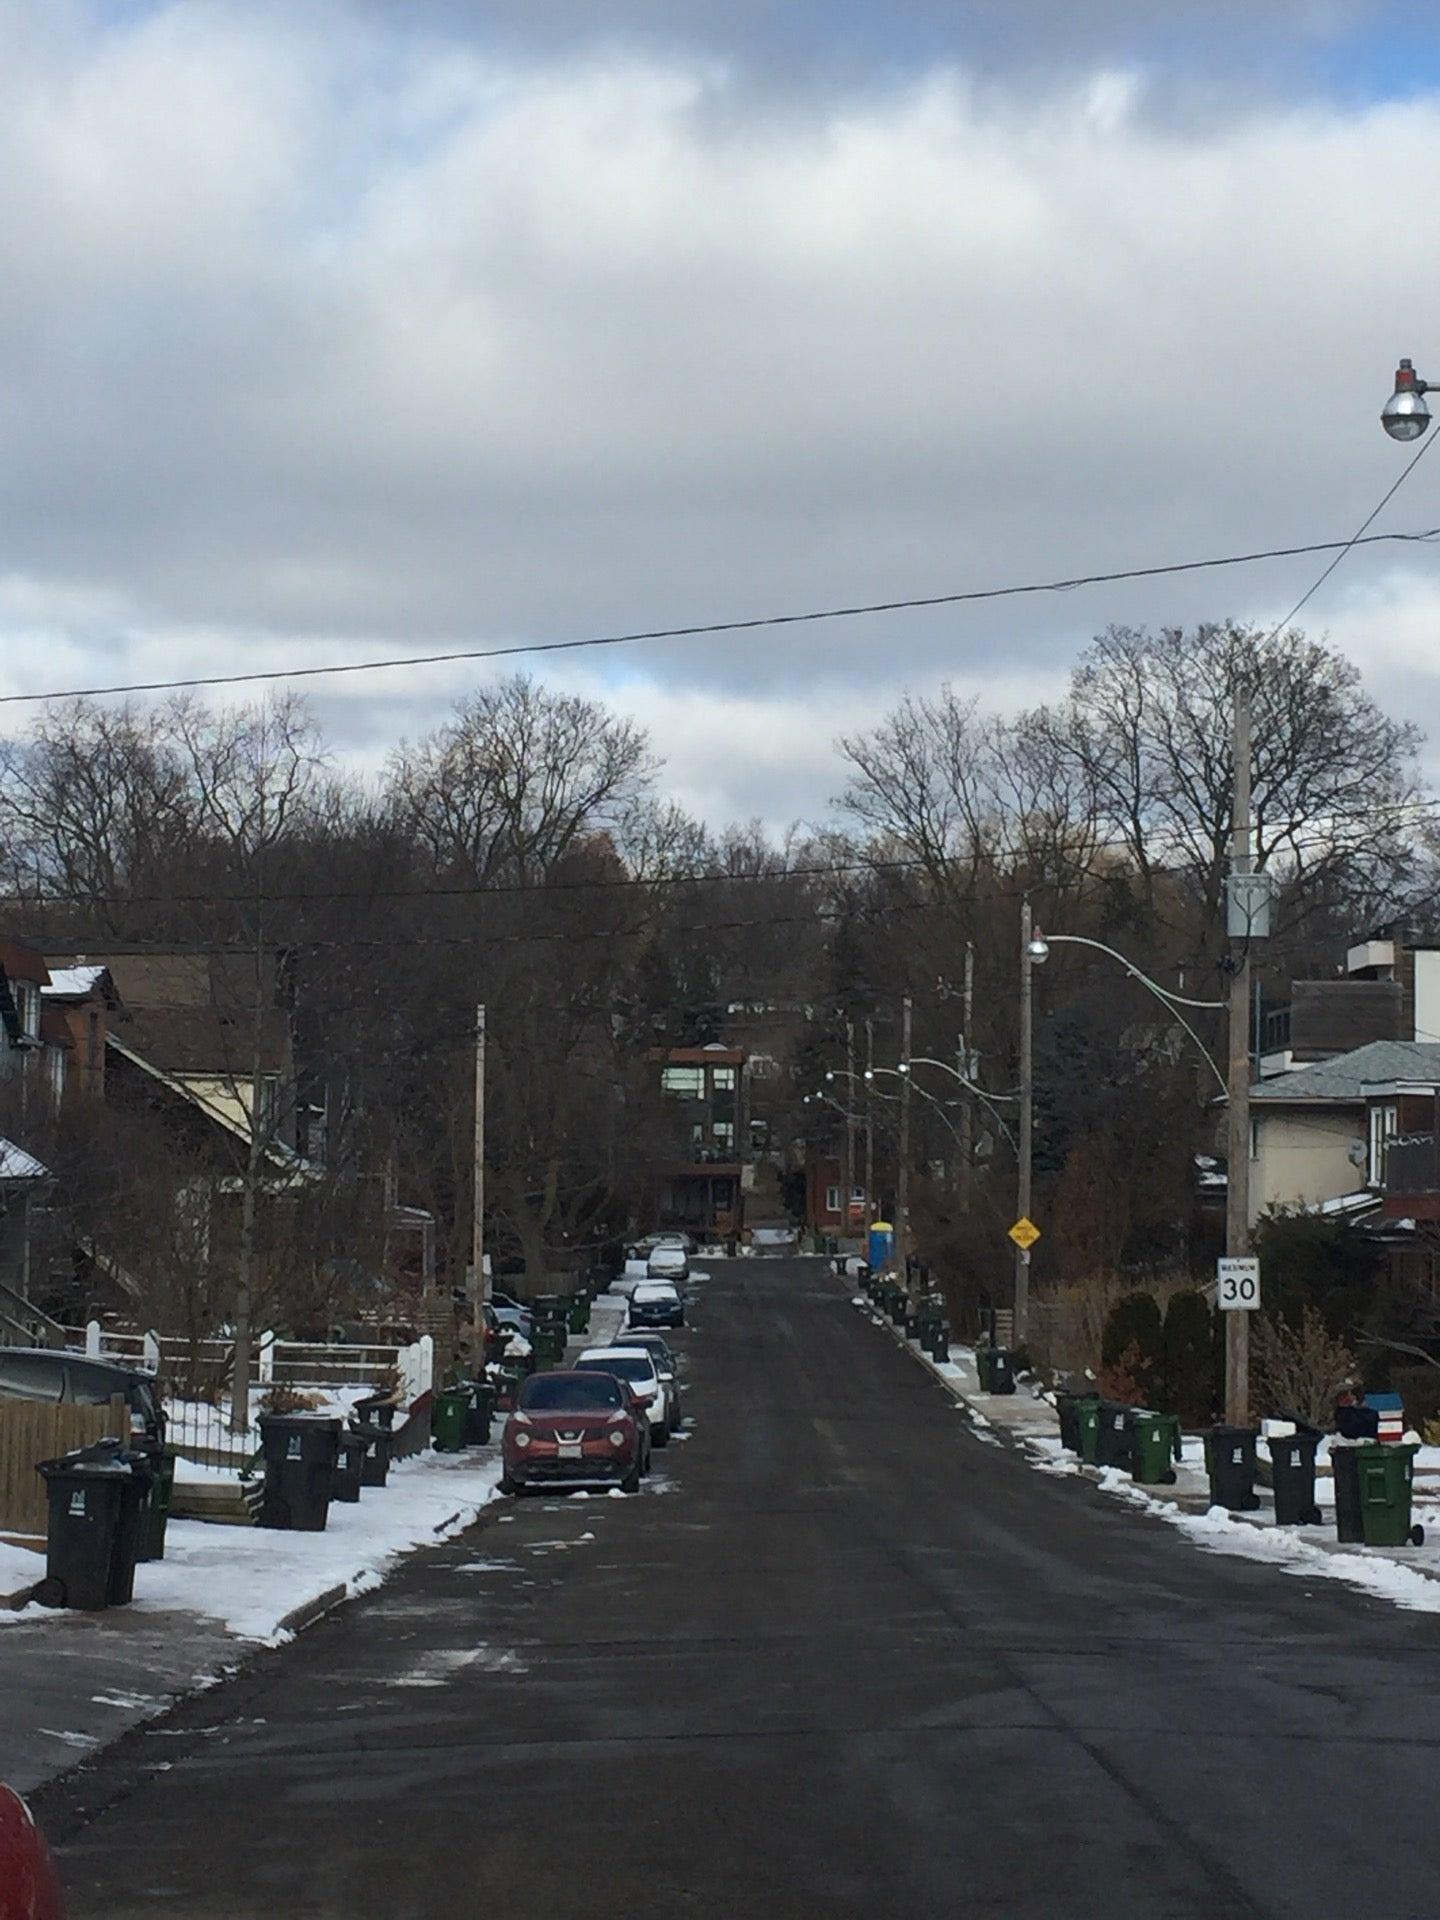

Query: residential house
left=653, top=1045, right=750, bottom=1236
left=803, top=1153, right=868, bottom=1235
left=0, top=939, right=57, bottom=1341
left=40, top=964, right=118, bottom=1100
left=1246, top=1040, right=1440, bottom=1226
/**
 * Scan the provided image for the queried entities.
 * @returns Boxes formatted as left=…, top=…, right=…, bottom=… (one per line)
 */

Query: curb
left=275, top=1581, right=349, bottom=1638
left=848, top=1280, right=1440, bottom=1589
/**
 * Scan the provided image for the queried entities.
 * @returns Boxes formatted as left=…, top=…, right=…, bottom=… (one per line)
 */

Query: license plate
left=557, top=1440, right=583, bottom=1461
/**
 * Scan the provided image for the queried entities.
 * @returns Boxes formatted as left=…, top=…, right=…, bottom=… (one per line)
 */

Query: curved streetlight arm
left=1038, top=934, right=1225, bottom=1010
left=879, top=1061, right=1017, bottom=1152
left=1038, top=935, right=1227, bottom=1095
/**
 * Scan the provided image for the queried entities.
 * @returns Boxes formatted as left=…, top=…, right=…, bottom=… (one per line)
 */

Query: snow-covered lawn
left=2, top=1445, right=505, bottom=1645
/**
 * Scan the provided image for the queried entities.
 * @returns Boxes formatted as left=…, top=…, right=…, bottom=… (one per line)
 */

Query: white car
left=574, top=1345, right=673, bottom=1446
left=646, top=1243, right=689, bottom=1283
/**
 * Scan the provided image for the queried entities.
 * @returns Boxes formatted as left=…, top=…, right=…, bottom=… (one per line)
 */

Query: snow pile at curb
left=4, top=1448, right=504, bottom=1644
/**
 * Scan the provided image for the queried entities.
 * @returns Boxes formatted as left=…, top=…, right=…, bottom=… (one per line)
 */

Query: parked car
left=0, top=1785, right=66, bottom=1920
left=621, top=1331, right=683, bottom=1430
left=629, top=1279, right=685, bottom=1330
left=646, top=1242, right=690, bottom=1283
left=750, top=1226, right=799, bottom=1255
left=500, top=1369, right=646, bottom=1495
left=575, top=1345, right=672, bottom=1446
left=482, top=1305, right=533, bottom=1368
left=0, top=1347, right=165, bottom=1448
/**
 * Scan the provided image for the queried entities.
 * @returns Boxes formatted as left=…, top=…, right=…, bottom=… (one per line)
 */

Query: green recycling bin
left=432, top=1386, right=470, bottom=1453
left=1356, top=1442, right=1425, bottom=1547
left=567, top=1293, right=591, bottom=1336
left=1077, top=1398, right=1101, bottom=1463
left=138, top=1444, right=177, bottom=1562
left=532, top=1322, right=566, bottom=1366
left=1130, top=1410, right=1182, bottom=1486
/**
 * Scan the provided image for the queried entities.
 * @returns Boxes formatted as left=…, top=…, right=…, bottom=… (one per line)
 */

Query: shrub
left=1100, top=1291, right=1163, bottom=1404
left=1249, top=1307, right=1355, bottom=1428
left=1163, top=1290, right=1217, bottom=1426
left=1391, top=1364, right=1440, bottom=1433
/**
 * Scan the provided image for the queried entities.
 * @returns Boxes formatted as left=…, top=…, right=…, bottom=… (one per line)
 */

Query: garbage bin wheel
left=32, top=1576, right=66, bottom=1609
left=1307, top=1505, right=1324, bottom=1526
left=1412, top=1523, right=1426, bottom=1547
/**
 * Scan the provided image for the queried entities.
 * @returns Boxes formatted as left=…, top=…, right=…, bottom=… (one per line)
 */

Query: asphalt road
left=38, top=1257, right=1440, bottom=1918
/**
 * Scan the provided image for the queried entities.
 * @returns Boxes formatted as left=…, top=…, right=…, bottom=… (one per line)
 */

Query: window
left=1369, top=1103, right=1398, bottom=1185
left=662, top=1065, right=705, bottom=1097
left=825, top=1185, right=841, bottom=1214
left=711, top=1065, right=736, bottom=1090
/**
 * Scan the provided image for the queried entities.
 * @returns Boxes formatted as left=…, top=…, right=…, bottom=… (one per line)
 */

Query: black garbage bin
left=1331, top=1440, right=1365, bottom=1542
left=257, top=1413, right=341, bottom=1531
left=353, top=1420, right=394, bottom=1489
left=1269, top=1429, right=1323, bottom=1526
left=332, top=1428, right=369, bottom=1503
left=1095, top=1401, right=1134, bottom=1469
left=1204, top=1424, right=1260, bottom=1511
left=35, top=1448, right=140, bottom=1611
left=465, top=1381, right=497, bottom=1446
left=354, top=1395, right=397, bottom=1431
left=109, top=1451, right=153, bottom=1603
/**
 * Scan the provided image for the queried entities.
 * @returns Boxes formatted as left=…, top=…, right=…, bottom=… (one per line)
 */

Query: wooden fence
left=0, top=1395, right=126, bottom=1537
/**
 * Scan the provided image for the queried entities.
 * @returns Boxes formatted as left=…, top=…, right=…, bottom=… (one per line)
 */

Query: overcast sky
left=3, top=0, right=1440, bottom=828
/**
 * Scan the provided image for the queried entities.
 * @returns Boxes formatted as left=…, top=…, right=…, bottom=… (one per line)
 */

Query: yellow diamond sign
left=1008, top=1216, right=1041, bottom=1251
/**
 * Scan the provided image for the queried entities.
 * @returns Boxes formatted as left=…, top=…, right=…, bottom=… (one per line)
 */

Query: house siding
left=1252, top=1109, right=1363, bottom=1224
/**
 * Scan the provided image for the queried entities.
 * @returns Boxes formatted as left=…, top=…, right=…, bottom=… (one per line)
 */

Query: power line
left=2, top=526, right=1438, bottom=708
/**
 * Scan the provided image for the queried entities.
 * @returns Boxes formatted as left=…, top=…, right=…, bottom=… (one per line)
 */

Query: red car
left=0, top=1785, right=66, bottom=1920
left=501, top=1369, right=647, bottom=1495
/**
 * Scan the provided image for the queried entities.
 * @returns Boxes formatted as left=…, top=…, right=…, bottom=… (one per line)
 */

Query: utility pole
left=896, top=993, right=912, bottom=1291
left=958, top=942, right=974, bottom=1207
left=1016, top=900, right=1034, bottom=1346
left=471, top=1003, right=487, bottom=1349
left=843, top=1017, right=856, bottom=1245
left=864, top=1016, right=875, bottom=1233
left=1225, top=693, right=1252, bottom=1425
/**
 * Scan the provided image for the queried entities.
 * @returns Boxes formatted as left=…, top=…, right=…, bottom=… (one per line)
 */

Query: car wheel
left=500, top=1475, right=518, bottom=1496
left=622, top=1459, right=642, bottom=1493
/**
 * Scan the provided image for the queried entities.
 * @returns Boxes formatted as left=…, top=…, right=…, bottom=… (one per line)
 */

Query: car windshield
left=519, top=1374, right=623, bottom=1413
left=577, top=1355, right=653, bottom=1384
left=634, top=1283, right=677, bottom=1300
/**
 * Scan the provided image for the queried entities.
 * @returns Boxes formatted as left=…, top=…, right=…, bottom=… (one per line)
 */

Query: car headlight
left=610, top=1430, right=626, bottom=1448
left=514, top=1431, right=531, bottom=1449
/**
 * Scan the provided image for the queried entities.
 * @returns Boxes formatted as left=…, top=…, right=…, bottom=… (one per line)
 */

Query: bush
left=1250, top=1307, right=1355, bottom=1427
left=1100, top=1290, right=1163, bottom=1404
left=1392, top=1364, right=1440, bottom=1432
left=1163, top=1290, right=1217, bottom=1426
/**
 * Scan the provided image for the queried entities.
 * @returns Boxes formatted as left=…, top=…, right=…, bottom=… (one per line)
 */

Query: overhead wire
left=1, top=525, right=1439, bottom=707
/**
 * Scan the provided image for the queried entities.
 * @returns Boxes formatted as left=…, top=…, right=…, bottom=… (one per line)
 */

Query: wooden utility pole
left=958, top=942, right=974, bottom=1207
left=1015, top=900, right=1034, bottom=1346
left=471, top=1003, right=487, bottom=1348
left=864, top=1016, right=875, bottom=1232
left=843, top=1018, right=856, bottom=1243
left=1225, top=694, right=1253, bottom=1425
left=896, top=993, right=913, bottom=1291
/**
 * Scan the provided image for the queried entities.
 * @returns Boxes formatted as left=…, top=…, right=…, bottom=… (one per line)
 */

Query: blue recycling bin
left=868, top=1221, right=895, bottom=1270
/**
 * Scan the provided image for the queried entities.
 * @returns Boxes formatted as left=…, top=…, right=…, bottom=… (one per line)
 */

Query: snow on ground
left=4, top=1447, right=505, bottom=1643
left=131, top=1447, right=506, bottom=1644
left=0, top=1538, right=44, bottom=1606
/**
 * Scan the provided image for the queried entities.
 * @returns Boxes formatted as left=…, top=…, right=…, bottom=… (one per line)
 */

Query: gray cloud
left=0, top=0, right=1435, bottom=826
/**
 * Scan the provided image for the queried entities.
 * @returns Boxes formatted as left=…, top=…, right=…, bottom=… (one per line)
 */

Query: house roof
left=0, top=1138, right=47, bottom=1181
left=1249, top=1041, right=1440, bottom=1104
left=42, top=965, right=110, bottom=1001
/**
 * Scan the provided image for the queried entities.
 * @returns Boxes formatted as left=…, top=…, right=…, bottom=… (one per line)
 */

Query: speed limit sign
left=1217, top=1257, right=1261, bottom=1311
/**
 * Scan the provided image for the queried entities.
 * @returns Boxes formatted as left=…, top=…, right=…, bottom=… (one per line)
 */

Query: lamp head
left=1383, top=359, right=1431, bottom=442
left=1027, top=931, right=1051, bottom=964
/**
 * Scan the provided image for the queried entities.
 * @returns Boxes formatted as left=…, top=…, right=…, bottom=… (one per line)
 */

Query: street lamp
left=1382, top=359, right=1432, bottom=441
